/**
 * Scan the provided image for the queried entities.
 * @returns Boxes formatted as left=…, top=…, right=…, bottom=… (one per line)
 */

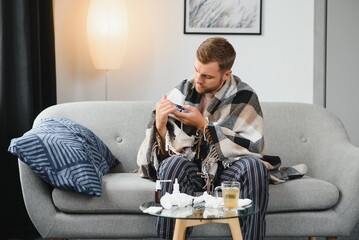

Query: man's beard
left=195, top=77, right=226, bottom=95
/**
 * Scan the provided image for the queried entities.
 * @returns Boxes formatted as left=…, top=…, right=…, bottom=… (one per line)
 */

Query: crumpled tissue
left=160, top=192, right=194, bottom=209
left=160, top=191, right=252, bottom=210
left=194, top=192, right=222, bottom=208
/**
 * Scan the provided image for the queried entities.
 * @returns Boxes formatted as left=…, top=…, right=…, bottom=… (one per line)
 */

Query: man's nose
left=195, top=75, right=203, bottom=84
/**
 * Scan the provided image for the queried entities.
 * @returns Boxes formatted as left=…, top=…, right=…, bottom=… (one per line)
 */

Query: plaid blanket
left=137, top=75, right=268, bottom=192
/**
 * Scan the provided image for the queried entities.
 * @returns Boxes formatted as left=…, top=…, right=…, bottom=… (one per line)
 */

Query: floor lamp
left=87, top=0, right=128, bottom=100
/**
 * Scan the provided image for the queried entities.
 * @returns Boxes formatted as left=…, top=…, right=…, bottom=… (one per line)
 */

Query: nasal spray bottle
left=155, top=179, right=172, bottom=203
left=172, top=178, right=180, bottom=195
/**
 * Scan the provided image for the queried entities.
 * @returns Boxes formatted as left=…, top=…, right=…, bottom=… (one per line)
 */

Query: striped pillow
left=8, top=117, right=120, bottom=197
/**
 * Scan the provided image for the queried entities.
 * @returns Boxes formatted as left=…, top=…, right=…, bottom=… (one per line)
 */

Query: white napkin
left=160, top=208, right=193, bottom=218
left=238, top=198, right=252, bottom=209
left=142, top=206, right=163, bottom=214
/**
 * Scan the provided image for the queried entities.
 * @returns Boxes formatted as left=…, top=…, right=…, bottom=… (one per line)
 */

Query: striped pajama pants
left=156, top=155, right=269, bottom=240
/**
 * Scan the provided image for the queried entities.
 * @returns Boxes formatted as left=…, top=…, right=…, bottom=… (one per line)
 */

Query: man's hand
left=172, top=105, right=208, bottom=132
left=155, top=95, right=176, bottom=139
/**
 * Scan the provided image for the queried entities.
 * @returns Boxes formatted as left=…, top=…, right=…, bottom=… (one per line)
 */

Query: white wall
left=326, top=0, right=359, bottom=146
left=54, top=0, right=314, bottom=103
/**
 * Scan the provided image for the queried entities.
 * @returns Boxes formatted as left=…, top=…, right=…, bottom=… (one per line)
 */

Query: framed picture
left=184, top=0, right=262, bottom=35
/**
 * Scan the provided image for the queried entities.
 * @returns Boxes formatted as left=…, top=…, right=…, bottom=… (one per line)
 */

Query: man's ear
left=224, top=70, right=232, bottom=79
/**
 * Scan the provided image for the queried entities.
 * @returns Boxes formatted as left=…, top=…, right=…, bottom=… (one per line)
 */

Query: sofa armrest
left=315, top=141, right=359, bottom=233
left=18, top=160, right=57, bottom=238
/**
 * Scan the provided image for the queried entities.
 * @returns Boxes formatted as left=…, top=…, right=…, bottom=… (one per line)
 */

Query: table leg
left=173, top=218, right=242, bottom=240
left=226, top=218, right=243, bottom=240
left=173, top=219, right=214, bottom=240
left=173, top=219, right=187, bottom=240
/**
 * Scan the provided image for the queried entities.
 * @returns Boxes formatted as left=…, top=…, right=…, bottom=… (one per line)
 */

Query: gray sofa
left=18, top=101, right=359, bottom=239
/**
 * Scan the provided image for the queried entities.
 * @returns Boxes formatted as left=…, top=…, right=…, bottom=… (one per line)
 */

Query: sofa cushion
left=52, top=173, right=339, bottom=214
left=267, top=176, right=340, bottom=213
left=52, top=173, right=155, bottom=213
left=9, top=117, right=120, bottom=197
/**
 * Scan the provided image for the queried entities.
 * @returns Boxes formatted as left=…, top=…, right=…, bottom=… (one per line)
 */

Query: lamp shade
left=87, top=0, right=128, bottom=70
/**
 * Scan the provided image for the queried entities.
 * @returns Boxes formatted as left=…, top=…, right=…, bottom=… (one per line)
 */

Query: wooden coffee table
left=140, top=201, right=258, bottom=240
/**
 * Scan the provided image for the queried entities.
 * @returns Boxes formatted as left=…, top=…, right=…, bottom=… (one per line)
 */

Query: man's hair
left=196, top=37, right=236, bottom=72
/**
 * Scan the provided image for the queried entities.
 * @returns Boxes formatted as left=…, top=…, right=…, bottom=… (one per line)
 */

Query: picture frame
left=184, top=0, right=262, bottom=35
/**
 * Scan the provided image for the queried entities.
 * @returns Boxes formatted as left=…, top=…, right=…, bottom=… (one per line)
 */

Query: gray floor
left=39, top=219, right=359, bottom=240
left=267, top=219, right=359, bottom=240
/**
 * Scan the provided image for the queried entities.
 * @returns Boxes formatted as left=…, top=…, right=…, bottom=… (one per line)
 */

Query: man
left=137, top=37, right=269, bottom=239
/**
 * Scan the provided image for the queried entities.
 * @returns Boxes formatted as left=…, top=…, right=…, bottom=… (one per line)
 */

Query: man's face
left=193, top=59, right=231, bottom=95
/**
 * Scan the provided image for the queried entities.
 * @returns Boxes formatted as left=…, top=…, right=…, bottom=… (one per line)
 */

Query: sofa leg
left=309, top=237, right=338, bottom=240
